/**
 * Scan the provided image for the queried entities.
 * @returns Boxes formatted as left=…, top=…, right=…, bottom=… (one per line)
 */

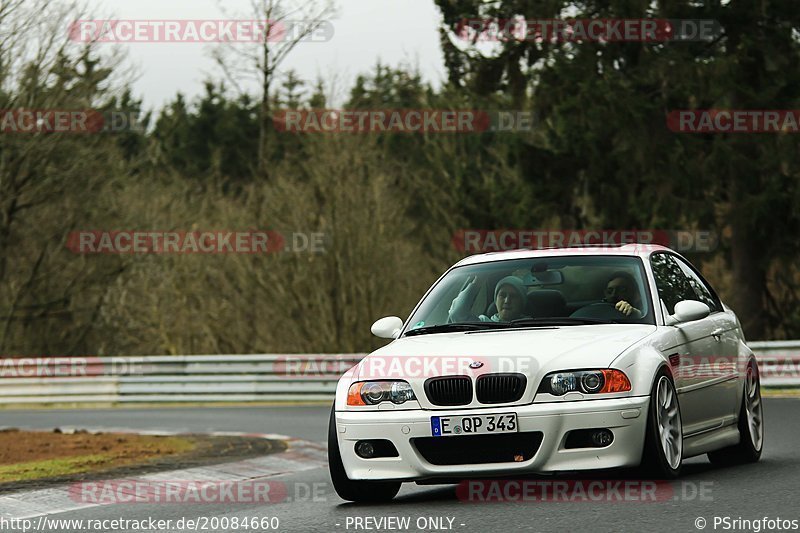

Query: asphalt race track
left=1, top=399, right=798, bottom=533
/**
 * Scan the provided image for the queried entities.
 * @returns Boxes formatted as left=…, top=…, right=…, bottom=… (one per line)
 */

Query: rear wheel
left=641, top=369, right=682, bottom=478
left=707, top=360, right=763, bottom=466
left=328, top=406, right=401, bottom=503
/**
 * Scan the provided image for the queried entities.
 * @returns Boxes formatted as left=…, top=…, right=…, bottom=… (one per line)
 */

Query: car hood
left=350, top=324, right=656, bottom=408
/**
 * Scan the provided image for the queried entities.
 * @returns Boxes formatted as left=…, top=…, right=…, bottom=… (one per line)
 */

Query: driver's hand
left=615, top=300, right=640, bottom=316
left=449, top=275, right=481, bottom=321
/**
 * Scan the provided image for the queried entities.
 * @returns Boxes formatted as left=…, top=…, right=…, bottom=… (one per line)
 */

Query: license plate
left=431, top=413, right=518, bottom=437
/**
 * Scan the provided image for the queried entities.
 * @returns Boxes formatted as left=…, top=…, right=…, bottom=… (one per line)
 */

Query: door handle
left=711, top=328, right=723, bottom=341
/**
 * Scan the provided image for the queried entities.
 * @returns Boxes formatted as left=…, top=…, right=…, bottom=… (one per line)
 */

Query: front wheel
left=640, top=369, right=683, bottom=478
left=328, top=405, right=401, bottom=503
left=707, top=360, right=764, bottom=466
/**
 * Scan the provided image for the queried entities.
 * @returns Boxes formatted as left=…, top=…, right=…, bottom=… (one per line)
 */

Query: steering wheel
left=569, top=302, right=623, bottom=320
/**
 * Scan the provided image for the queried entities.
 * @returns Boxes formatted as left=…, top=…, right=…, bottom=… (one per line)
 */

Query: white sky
left=86, top=0, right=446, bottom=112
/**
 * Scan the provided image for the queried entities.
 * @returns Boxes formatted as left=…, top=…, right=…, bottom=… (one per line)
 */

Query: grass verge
left=0, top=430, right=194, bottom=483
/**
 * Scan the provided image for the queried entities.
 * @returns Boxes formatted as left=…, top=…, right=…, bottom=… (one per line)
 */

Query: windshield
left=404, top=255, right=654, bottom=336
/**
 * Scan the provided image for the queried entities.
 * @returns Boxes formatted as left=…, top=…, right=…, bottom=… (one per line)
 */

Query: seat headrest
left=526, top=289, right=567, bottom=318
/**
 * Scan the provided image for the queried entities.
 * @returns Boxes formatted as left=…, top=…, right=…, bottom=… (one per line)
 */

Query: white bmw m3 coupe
left=328, top=244, right=764, bottom=502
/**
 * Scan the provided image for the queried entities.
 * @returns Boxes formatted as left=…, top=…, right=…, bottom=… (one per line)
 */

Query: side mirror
left=371, top=316, right=403, bottom=339
left=668, top=300, right=710, bottom=325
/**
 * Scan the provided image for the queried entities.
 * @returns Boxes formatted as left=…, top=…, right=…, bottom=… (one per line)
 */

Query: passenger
left=449, top=275, right=530, bottom=322
left=604, top=271, right=643, bottom=317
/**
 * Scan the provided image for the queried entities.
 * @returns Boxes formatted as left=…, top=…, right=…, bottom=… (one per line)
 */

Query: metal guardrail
left=0, top=343, right=798, bottom=405
left=0, top=354, right=364, bottom=404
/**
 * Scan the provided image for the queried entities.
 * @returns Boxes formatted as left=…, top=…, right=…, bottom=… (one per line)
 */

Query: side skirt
left=682, top=424, right=740, bottom=459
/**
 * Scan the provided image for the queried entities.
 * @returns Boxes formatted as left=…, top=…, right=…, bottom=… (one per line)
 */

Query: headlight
left=347, top=381, right=417, bottom=406
left=537, top=369, right=631, bottom=396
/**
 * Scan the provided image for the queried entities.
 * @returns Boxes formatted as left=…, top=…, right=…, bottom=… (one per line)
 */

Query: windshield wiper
left=403, top=322, right=508, bottom=336
left=509, top=317, right=620, bottom=326
left=404, top=318, right=621, bottom=336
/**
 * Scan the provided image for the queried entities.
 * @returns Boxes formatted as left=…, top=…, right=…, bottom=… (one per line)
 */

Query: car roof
left=453, top=243, right=673, bottom=267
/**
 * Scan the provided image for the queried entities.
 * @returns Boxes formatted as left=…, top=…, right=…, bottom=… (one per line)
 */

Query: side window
left=673, top=257, right=722, bottom=312
left=650, top=254, right=696, bottom=315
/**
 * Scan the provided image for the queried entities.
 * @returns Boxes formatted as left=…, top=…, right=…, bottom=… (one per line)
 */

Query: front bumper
left=335, top=396, right=650, bottom=481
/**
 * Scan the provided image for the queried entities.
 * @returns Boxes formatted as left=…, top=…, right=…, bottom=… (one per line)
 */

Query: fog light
left=591, top=429, right=614, bottom=447
left=355, top=441, right=375, bottom=458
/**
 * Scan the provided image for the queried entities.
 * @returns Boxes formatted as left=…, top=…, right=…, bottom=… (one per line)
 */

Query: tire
left=707, top=360, right=764, bottom=466
left=640, top=368, right=683, bottom=478
left=327, top=405, right=401, bottom=503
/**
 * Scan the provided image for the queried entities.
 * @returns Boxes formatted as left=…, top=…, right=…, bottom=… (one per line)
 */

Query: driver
left=449, top=275, right=529, bottom=322
left=604, top=271, right=643, bottom=317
